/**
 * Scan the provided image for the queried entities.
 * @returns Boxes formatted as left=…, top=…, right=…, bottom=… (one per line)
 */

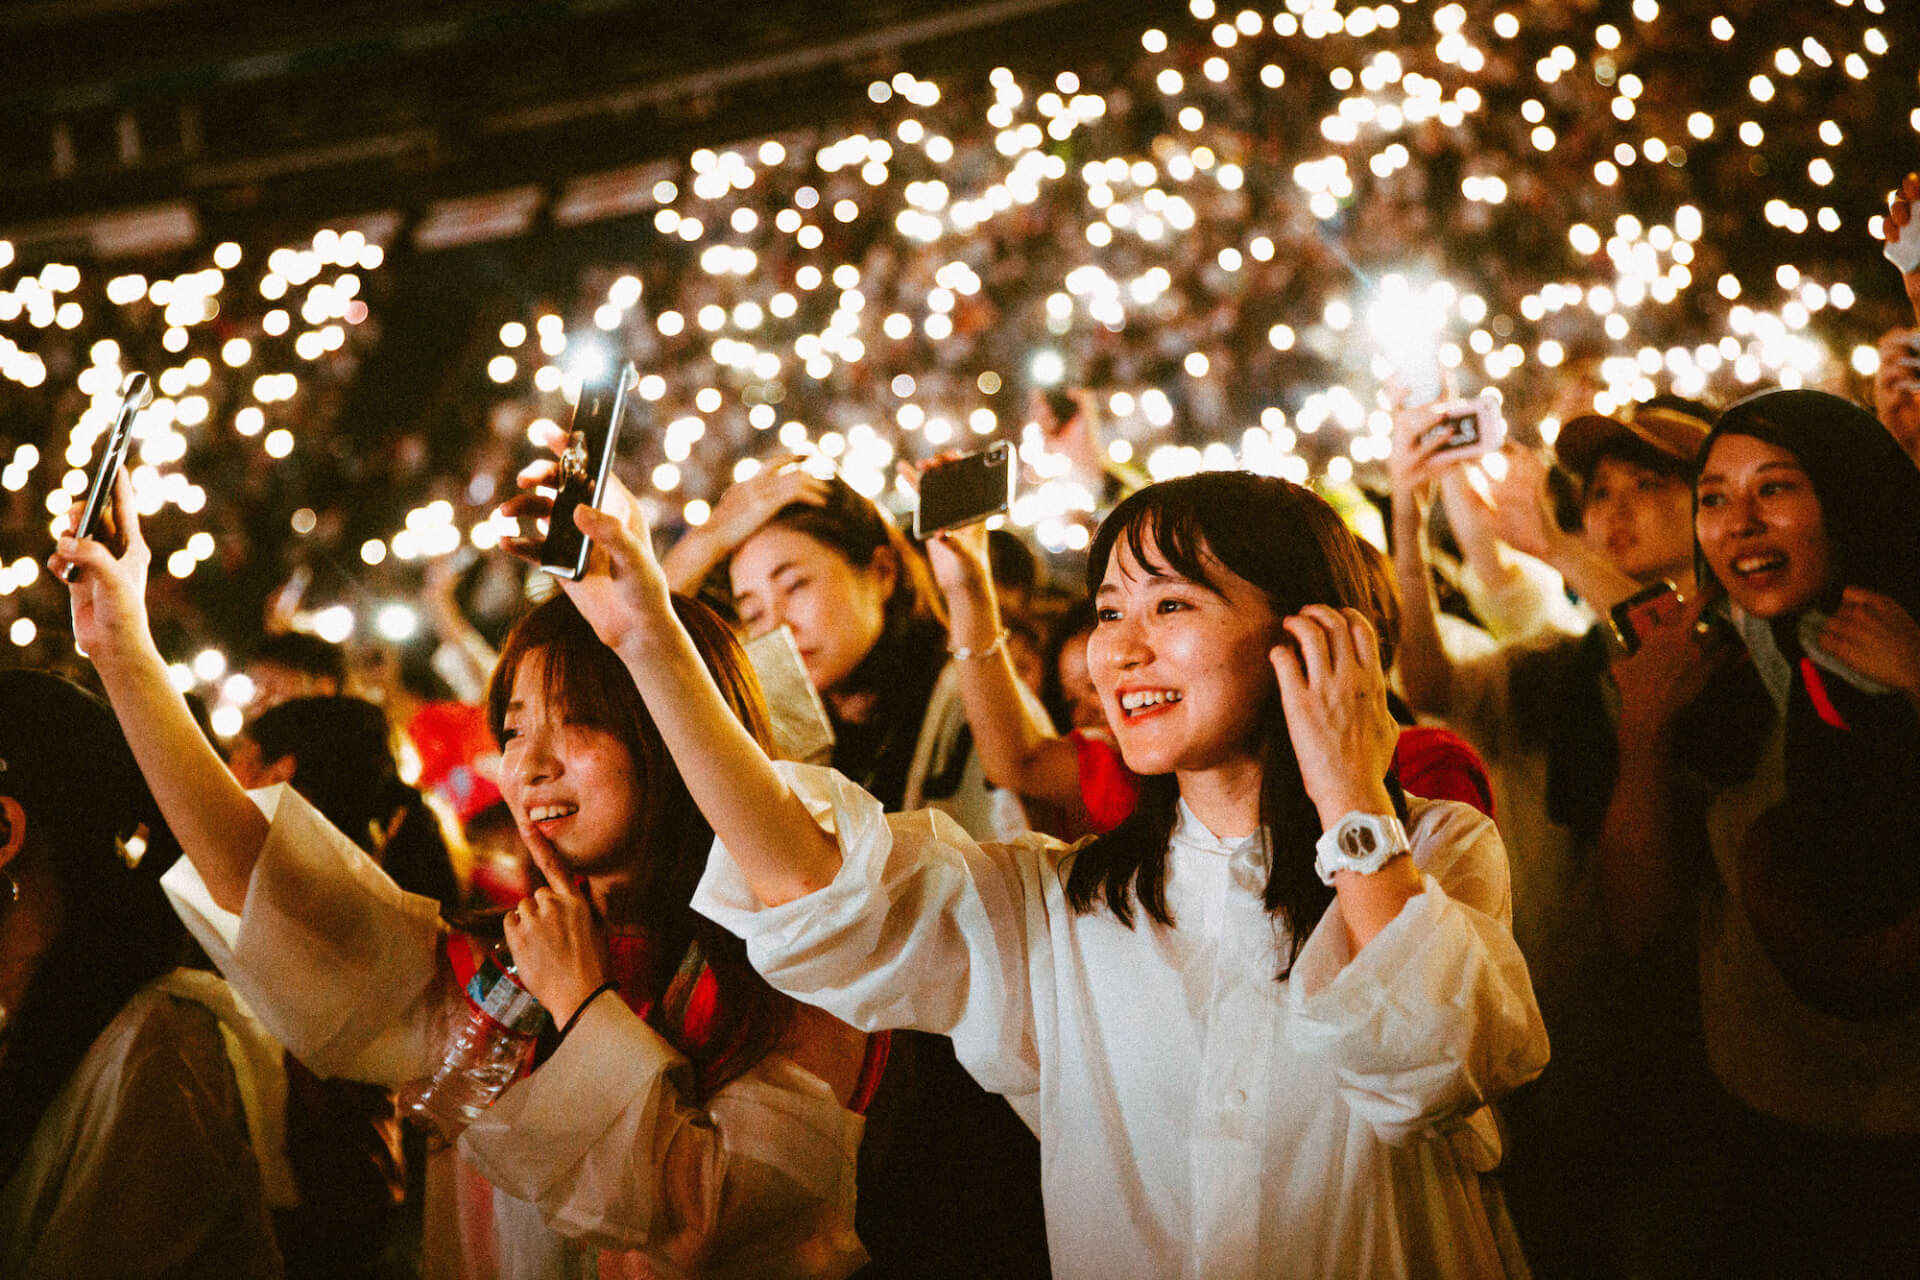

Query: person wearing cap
left=0, top=669, right=289, bottom=1279
left=1389, top=398, right=1714, bottom=1279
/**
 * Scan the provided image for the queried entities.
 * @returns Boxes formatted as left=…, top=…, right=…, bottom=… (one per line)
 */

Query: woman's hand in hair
left=1272, top=606, right=1400, bottom=827
left=49, top=467, right=158, bottom=666
left=504, top=826, right=612, bottom=1030
left=1816, top=587, right=1920, bottom=704
left=662, top=458, right=830, bottom=594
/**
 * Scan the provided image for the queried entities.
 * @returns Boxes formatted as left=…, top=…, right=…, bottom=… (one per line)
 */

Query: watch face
left=1339, top=824, right=1378, bottom=858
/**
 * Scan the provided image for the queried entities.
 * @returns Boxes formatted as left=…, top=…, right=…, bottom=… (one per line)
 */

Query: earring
left=2, top=871, right=16, bottom=904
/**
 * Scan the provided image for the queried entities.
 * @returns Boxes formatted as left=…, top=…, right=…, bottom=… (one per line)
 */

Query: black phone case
left=541, top=363, right=636, bottom=579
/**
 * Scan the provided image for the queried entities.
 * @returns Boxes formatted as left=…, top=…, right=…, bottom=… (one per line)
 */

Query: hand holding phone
left=1886, top=172, right=1920, bottom=275
left=1417, top=392, right=1507, bottom=464
left=541, top=362, right=638, bottom=579
left=1607, top=581, right=1685, bottom=657
left=64, top=372, right=152, bottom=581
left=913, top=443, right=1015, bottom=540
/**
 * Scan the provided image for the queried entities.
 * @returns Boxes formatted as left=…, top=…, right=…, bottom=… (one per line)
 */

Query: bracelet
left=558, top=981, right=620, bottom=1039
left=948, top=629, right=1010, bottom=661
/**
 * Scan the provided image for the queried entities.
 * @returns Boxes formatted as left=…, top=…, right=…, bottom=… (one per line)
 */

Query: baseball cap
left=1555, top=403, right=1712, bottom=482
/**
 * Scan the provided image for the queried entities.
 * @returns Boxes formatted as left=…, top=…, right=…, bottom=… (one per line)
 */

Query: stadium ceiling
left=0, top=0, right=1180, bottom=248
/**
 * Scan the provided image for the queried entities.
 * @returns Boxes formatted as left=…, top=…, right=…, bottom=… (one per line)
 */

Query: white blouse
left=161, top=785, right=867, bottom=1280
left=693, top=764, right=1549, bottom=1280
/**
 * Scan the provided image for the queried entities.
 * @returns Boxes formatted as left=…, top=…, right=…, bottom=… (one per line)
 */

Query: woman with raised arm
left=52, top=471, right=877, bottom=1279
left=657, top=461, right=1052, bottom=1278
left=1601, top=388, right=1920, bottom=1276
left=523, top=465, right=1547, bottom=1279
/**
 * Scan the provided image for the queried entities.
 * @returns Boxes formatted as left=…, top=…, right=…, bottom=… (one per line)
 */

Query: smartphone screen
left=914, top=443, right=1015, bottom=539
left=66, top=373, right=152, bottom=572
left=1608, top=581, right=1681, bottom=656
left=540, top=362, right=637, bottom=579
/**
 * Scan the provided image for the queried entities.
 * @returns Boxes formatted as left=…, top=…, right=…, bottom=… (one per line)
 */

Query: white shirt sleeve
left=1285, top=800, right=1549, bottom=1144
left=160, top=784, right=447, bottom=1084
left=693, top=761, right=1051, bottom=1105
left=458, top=997, right=866, bottom=1272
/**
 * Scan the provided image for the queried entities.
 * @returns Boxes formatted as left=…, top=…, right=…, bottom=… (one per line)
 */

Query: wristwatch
left=1313, top=812, right=1411, bottom=886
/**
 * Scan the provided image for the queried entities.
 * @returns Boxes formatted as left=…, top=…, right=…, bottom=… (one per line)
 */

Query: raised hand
left=1271, top=605, right=1399, bottom=826
left=1817, top=586, right=1920, bottom=702
left=48, top=468, right=156, bottom=664
left=705, top=459, right=831, bottom=550
left=503, top=825, right=611, bottom=1027
left=1389, top=403, right=1468, bottom=513
left=1887, top=171, right=1920, bottom=323
left=1478, top=445, right=1563, bottom=562
left=497, top=425, right=673, bottom=659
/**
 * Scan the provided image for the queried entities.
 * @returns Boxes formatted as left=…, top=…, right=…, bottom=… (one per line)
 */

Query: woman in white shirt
left=514, top=465, right=1550, bottom=1278
left=54, top=471, right=876, bottom=1280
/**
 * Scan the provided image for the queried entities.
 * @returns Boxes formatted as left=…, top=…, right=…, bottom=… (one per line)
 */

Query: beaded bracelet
left=948, top=628, right=1010, bottom=661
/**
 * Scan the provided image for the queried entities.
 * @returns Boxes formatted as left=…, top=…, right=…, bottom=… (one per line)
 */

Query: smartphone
left=1607, top=580, right=1684, bottom=656
left=1887, top=211, right=1920, bottom=275
left=913, top=442, right=1015, bottom=540
left=1418, top=392, right=1507, bottom=462
left=64, top=372, right=152, bottom=580
left=540, top=361, right=638, bottom=579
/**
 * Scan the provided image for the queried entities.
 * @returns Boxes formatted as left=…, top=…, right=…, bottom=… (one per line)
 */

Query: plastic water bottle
left=398, top=941, right=551, bottom=1146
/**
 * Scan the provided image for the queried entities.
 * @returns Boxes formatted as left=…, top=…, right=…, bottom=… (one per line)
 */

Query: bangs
left=487, top=594, right=638, bottom=746
left=1089, top=487, right=1228, bottom=599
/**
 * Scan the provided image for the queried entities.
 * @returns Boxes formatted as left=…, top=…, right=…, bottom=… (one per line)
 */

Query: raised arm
left=501, top=456, right=840, bottom=905
left=659, top=461, right=830, bottom=596
left=923, top=523, right=1081, bottom=807
left=1461, top=443, right=1640, bottom=616
left=1390, top=406, right=1470, bottom=716
left=50, top=471, right=266, bottom=912
left=1887, top=171, right=1920, bottom=328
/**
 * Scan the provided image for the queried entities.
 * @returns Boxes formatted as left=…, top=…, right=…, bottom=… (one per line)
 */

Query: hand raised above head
left=1389, top=403, right=1470, bottom=510
left=48, top=467, right=156, bottom=665
left=496, top=439, right=673, bottom=659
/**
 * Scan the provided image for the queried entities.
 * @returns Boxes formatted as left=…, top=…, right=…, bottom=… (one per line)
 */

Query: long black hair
left=0, top=671, right=193, bottom=1185
left=485, top=592, right=791, bottom=1096
left=1063, top=473, right=1403, bottom=975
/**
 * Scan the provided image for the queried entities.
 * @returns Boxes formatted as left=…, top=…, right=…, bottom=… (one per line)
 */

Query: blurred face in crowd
left=1580, top=455, right=1696, bottom=584
left=1055, top=629, right=1106, bottom=731
left=1086, top=530, right=1282, bottom=779
left=496, top=651, right=643, bottom=878
left=729, top=525, right=895, bottom=697
left=1695, top=433, right=1832, bottom=620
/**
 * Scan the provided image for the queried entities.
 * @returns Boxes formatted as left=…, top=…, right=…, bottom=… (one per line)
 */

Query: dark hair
left=250, top=631, right=348, bottom=684
left=242, top=695, right=459, bottom=910
left=986, top=526, right=1040, bottom=598
left=0, top=676, right=192, bottom=1184
left=1064, top=473, right=1402, bottom=974
left=485, top=592, right=787, bottom=1096
left=746, top=475, right=946, bottom=697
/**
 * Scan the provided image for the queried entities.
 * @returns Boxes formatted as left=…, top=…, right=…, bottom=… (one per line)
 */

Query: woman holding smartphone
left=1602, top=389, right=1920, bottom=1277
left=510, top=463, right=1547, bottom=1278
left=53, top=472, right=877, bottom=1279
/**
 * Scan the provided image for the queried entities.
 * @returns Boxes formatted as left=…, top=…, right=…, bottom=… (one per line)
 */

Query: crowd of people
left=1, top=170, right=1915, bottom=1278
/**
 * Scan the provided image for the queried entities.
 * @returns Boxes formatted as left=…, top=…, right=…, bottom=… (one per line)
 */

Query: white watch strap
left=1313, top=812, right=1410, bottom=886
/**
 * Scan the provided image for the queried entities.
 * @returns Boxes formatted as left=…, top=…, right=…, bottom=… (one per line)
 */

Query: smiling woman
left=557, top=464, right=1548, bottom=1279
left=1603, top=388, right=1920, bottom=1275
left=50, top=468, right=881, bottom=1278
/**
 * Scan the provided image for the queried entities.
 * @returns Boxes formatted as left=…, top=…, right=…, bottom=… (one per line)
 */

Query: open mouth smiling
left=1118, top=689, right=1183, bottom=719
